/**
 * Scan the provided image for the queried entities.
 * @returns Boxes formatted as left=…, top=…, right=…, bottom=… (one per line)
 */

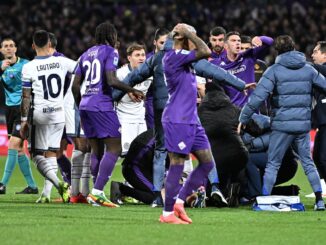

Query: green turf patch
left=0, top=157, right=324, bottom=244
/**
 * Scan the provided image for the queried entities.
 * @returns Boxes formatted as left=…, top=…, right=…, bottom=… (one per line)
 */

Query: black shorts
left=5, top=105, right=22, bottom=138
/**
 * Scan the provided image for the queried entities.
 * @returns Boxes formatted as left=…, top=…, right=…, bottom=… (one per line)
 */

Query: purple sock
left=178, top=161, right=214, bottom=201
left=90, top=153, right=100, bottom=184
left=57, top=155, right=72, bottom=185
left=94, top=152, right=119, bottom=191
left=164, top=164, right=184, bottom=212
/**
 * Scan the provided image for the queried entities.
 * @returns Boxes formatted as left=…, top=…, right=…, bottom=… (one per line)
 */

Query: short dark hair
left=33, top=30, right=49, bottom=48
left=95, top=22, right=117, bottom=47
left=210, top=26, right=226, bottom=36
left=241, top=35, right=252, bottom=44
left=225, top=31, right=241, bottom=41
left=154, top=28, right=169, bottom=41
left=275, top=35, right=295, bottom=54
left=317, top=41, right=326, bottom=53
left=48, top=32, right=57, bottom=48
left=127, top=43, right=146, bottom=56
left=0, top=37, right=16, bottom=48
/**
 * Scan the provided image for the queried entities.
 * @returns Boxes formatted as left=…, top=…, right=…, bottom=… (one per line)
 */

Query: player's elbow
left=196, top=48, right=211, bottom=60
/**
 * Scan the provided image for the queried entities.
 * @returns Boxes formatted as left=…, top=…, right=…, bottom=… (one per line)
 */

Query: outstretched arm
left=193, top=59, right=246, bottom=91
left=112, top=56, right=155, bottom=101
left=107, top=71, right=144, bottom=102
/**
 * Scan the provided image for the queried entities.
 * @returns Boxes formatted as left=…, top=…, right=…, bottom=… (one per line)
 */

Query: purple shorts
left=79, top=110, right=121, bottom=139
left=162, top=122, right=210, bottom=154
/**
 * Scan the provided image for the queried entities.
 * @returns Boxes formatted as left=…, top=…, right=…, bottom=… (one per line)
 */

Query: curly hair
left=95, top=22, right=117, bottom=47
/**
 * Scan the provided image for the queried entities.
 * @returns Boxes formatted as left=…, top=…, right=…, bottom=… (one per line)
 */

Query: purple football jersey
left=53, top=51, right=65, bottom=57
left=162, top=49, right=198, bottom=124
left=75, top=45, right=119, bottom=111
left=211, top=36, right=273, bottom=107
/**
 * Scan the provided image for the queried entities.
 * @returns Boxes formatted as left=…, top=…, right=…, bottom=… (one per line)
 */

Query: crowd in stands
left=0, top=0, right=325, bottom=65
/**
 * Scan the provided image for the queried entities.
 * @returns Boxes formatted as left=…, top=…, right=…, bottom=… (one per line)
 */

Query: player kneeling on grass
left=159, top=23, right=215, bottom=224
left=20, top=30, right=76, bottom=203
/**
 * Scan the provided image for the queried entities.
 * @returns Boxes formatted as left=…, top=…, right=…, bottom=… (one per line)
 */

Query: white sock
left=91, top=188, right=103, bottom=195
left=42, top=159, right=58, bottom=198
left=34, top=155, right=60, bottom=189
left=321, top=179, right=326, bottom=193
left=81, top=152, right=91, bottom=197
left=183, top=158, right=193, bottom=176
left=71, top=150, right=84, bottom=196
left=42, top=179, right=53, bottom=198
left=176, top=198, right=184, bottom=204
left=163, top=211, right=174, bottom=217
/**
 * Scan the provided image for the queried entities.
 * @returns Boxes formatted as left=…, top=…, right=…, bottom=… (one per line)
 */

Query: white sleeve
left=21, top=64, right=33, bottom=88
left=116, top=65, right=129, bottom=81
left=62, top=57, right=77, bottom=73
left=196, top=76, right=206, bottom=84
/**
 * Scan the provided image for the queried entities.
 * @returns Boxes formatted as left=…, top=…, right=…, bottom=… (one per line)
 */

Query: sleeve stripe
left=22, top=81, right=32, bottom=87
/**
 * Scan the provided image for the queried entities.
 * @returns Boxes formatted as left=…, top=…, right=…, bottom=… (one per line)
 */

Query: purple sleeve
left=105, top=50, right=119, bottom=71
left=173, top=50, right=197, bottom=67
left=251, top=36, right=274, bottom=58
left=75, top=61, right=82, bottom=76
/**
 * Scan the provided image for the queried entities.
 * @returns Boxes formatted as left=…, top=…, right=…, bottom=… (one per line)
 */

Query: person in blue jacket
left=238, top=35, right=326, bottom=211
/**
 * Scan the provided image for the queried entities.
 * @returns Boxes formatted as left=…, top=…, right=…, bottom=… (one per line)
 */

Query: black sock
left=315, top=191, right=322, bottom=202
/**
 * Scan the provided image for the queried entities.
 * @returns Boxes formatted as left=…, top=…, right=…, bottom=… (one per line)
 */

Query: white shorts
left=30, top=123, right=65, bottom=152
left=65, top=106, right=84, bottom=137
left=121, top=122, right=147, bottom=155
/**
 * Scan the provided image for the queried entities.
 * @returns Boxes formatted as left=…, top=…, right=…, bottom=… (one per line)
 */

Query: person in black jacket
left=311, top=41, right=326, bottom=196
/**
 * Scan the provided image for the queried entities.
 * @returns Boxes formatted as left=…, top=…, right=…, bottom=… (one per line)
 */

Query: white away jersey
left=22, top=56, right=77, bottom=124
left=116, top=64, right=152, bottom=122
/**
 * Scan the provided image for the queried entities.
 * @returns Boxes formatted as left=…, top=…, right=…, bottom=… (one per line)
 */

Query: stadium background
left=0, top=0, right=325, bottom=153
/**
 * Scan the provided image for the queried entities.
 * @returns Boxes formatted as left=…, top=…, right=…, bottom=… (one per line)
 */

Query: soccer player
left=112, top=31, right=248, bottom=209
left=49, top=33, right=91, bottom=203
left=160, top=23, right=213, bottom=224
left=36, top=33, right=90, bottom=203
left=241, top=35, right=270, bottom=115
left=208, top=26, right=227, bottom=59
left=72, top=22, right=144, bottom=207
left=238, top=35, right=326, bottom=211
left=20, top=30, right=76, bottom=203
left=211, top=31, right=273, bottom=107
left=0, top=37, right=38, bottom=195
left=116, top=43, right=152, bottom=156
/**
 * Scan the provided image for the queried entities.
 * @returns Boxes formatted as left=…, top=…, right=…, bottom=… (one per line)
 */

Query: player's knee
left=7, top=136, right=23, bottom=150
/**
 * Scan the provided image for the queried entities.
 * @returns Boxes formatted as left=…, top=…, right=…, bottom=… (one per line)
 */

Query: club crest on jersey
left=113, top=57, right=119, bottom=66
left=15, top=124, right=21, bottom=131
left=181, top=50, right=190, bottom=55
left=178, top=141, right=186, bottom=150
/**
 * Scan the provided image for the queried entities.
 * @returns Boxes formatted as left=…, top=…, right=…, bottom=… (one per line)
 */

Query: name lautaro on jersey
left=36, top=63, right=60, bottom=71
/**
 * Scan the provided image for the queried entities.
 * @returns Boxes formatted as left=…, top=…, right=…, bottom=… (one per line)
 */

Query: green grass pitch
left=0, top=156, right=325, bottom=245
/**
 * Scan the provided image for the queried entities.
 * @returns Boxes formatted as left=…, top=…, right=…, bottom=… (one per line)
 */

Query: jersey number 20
left=83, top=59, right=101, bottom=86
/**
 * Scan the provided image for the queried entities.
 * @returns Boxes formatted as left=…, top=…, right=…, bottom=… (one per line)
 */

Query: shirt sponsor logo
left=42, top=107, right=62, bottom=113
left=229, top=65, right=247, bottom=75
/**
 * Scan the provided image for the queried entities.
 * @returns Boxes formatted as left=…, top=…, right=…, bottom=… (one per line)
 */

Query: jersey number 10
left=38, top=74, right=62, bottom=100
